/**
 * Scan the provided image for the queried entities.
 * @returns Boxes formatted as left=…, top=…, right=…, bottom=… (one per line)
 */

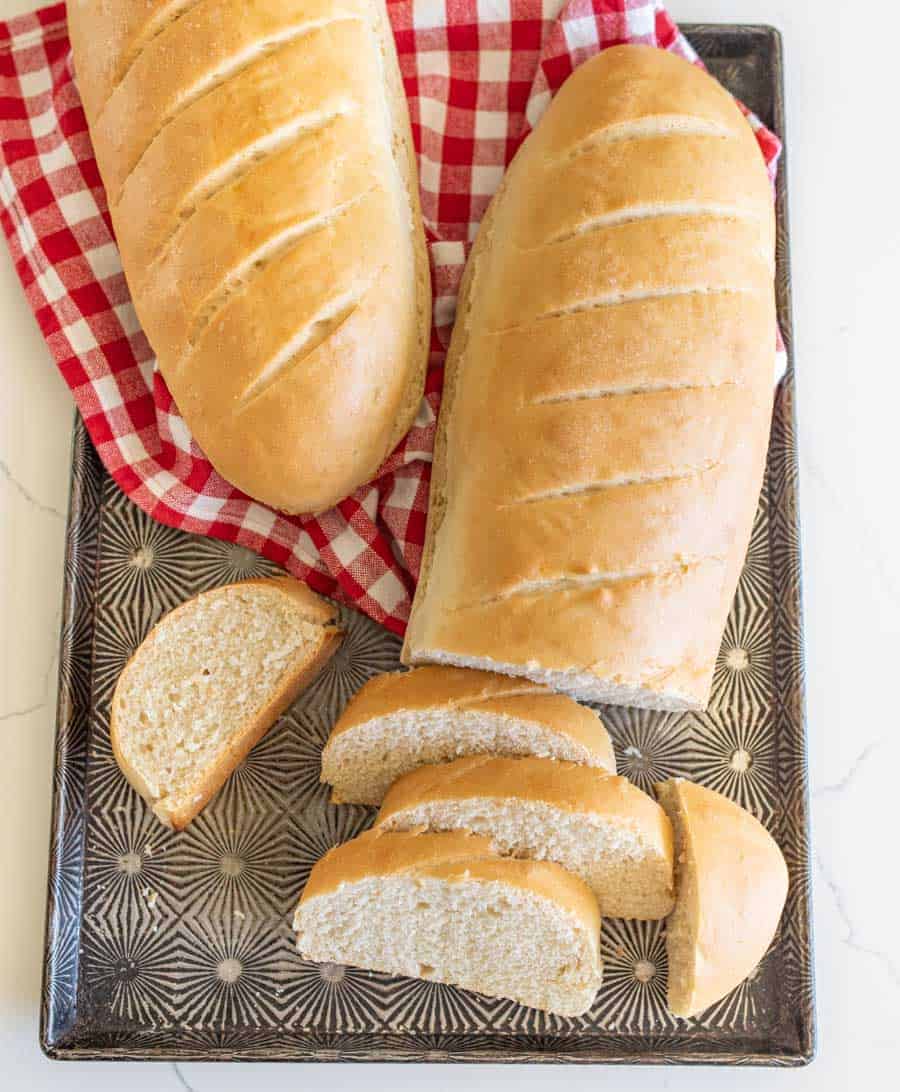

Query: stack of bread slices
left=296, top=664, right=789, bottom=1019
left=107, top=578, right=788, bottom=1020
left=110, top=578, right=789, bottom=1019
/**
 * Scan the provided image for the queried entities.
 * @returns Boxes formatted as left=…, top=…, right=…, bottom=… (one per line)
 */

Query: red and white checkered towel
left=0, top=1, right=782, bottom=635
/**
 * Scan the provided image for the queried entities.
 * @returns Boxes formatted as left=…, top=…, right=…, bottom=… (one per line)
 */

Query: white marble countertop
left=2, top=0, right=897, bottom=1086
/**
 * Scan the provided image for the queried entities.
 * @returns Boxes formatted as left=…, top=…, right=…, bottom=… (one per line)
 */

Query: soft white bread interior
left=69, top=0, right=430, bottom=513
left=375, top=755, right=673, bottom=919
left=320, top=665, right=616, bottom=804
left=655, top=778, right=789, bottom=1017
left=111, top=576, right=342, bottom=829
left=402, top=45, right=776, bottom=710
left=293, top=829, right=603, bottom=1016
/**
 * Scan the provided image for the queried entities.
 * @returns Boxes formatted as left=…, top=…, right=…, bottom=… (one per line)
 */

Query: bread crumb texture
left=379, top=795, right=672, bottom=919
left=654, top=781, right=698, bottom=1012
left=323, top=709, right=603, bottom=804
left=295, top=875, right=601, bottom=1016
left=114, top=585, right=325, bottom=808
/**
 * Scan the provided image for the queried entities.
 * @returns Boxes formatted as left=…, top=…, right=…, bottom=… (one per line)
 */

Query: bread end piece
left=655, top=777, right=789, bottom=1018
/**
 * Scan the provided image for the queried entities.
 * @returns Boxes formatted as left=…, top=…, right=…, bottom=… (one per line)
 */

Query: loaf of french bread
left=403, top=45, right=776, bottom=711
left=69, top=0, right=430, bottom=513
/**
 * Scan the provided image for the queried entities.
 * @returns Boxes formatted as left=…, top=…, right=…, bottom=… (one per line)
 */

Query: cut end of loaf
left=405, top=648, right=706, bottom=712
left=655, top=777, right=789, bottom=1019
left=653, top=780, right=699, bottom=1015
left=111, top=579, right=339, bottom=828
left=294, top=873, right=602, bottom=1017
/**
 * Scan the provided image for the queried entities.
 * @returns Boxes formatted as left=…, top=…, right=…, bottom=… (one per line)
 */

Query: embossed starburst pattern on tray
left=41, top=27, right=812, bottom=1066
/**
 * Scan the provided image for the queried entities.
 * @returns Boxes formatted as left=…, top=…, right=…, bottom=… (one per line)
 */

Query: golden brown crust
left=297, top=829, right=600, bottom=938
left=376, top=756, right=672, bottom=859
left=261, top=574, right=343, bottom=626
left=110, top=576, right=342, bottom=830
left=110, top=722, right=166, bottom=821
left=322, top=665, right=616, bottom=772
left=320, top=665, right=616, bottom=805
left=371, top=0, right=431, bottom=456
left=403, top=45, right=775, bottom=710
left=299, top=828, right=496, bottom=900
left=68, top=0, right=199, bottom=122
left=329, top=665, right=545, bottom=723
left=533, top=43, right=752, bottom=156
left=655, top=778, right=789, bottom=1017
left=70, top=0, right=429, bottom=514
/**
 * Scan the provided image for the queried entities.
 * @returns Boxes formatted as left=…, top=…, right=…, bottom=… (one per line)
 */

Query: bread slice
left=111, top=576, right=342, bottom=829
left=376, top=756, right=674, bottom=919
left=320, top=665, right=616, bottom=804
left=293, top=829, right=602, bottom=1016
left=655, top=778, right=789, bottom=1017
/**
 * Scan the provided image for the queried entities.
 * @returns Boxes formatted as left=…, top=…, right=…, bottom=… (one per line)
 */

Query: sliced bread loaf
left=320, top=665, right=616, bottom=804
left=376, top=755, right=674, bottom=919
left=293, top=828, right=602, bottom=1016
left=655, top=778, right=789, bottom=1017
left=111, top=576, right=342, bottom=829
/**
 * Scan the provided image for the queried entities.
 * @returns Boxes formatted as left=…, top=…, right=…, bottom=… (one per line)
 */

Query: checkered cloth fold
left=0, top=0, right=782, bottom=634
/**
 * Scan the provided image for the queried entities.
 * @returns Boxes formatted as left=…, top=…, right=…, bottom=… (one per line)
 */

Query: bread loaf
left=69, top=0, right=430, bottom=514
left=655, top=778, right=788, bottom=1017
left=376, top=755, right=674, bottom=919
left=111, top=576, right=342, bottom=828
left=320, top=665, right=616, bottom=803
left=293, top=829, right=603, bottom=1016
left=403, top=45, right=776, bottom=711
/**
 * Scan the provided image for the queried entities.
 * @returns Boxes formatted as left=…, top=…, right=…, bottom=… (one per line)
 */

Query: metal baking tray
left=41, top=24, right=814, bottom=1064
